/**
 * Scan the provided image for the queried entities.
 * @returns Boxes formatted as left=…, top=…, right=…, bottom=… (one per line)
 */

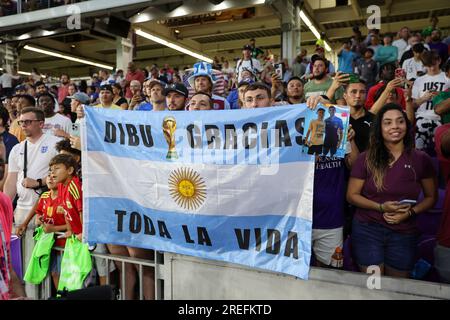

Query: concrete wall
left=161, top=253, right=450, bottom=300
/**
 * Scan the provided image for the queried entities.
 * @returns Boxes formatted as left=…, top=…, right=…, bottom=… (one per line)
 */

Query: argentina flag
left=81, top=105, right=317, bottom=279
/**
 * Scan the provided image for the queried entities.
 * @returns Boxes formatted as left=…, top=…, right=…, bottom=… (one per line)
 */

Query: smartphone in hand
left=398, top=199, right=417, bottom=205
left=71, top=123, right=80, bottom=137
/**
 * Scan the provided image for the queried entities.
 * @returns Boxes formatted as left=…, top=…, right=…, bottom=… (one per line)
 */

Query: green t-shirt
left=433, top=90, right=450, bottom=124
left=303, top=77, right=344, bottom=103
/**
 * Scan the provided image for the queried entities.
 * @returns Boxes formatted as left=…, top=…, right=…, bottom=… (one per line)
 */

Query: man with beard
left=135, top=79, right=166, bottom=111
left=304, top=57, right=345, bottom=105
left=188, top=62, right=230, bottom=110
left=429, top=30, right=448, bottom=67
left=285, top=76, right=305, bottom=104
left=57, top=74, right=71, bottom=104
left=163, top=83, right=188, bottom=111
left=4, top=107, right=60, bottom=298
left=36, top=93, right=72, bottom=137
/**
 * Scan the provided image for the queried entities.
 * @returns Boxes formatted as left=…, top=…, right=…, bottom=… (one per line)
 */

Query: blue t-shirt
left=338, top=49, right=356, bottom=73
left=313, top=156, right=346, bottom=229
left=135, top=102, right=153, bottom=111
left=1, top=131, right=18, bottom=164
left=324, top=116, right=343, bottom=144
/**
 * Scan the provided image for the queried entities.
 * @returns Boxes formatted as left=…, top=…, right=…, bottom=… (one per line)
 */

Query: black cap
left=99, top=84, right=113, bottom=93
left=243, top=44, right=252, bottom=51
left=163, top=83, right=189, bottom=98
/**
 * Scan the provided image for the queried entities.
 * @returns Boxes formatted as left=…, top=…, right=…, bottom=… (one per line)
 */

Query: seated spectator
left=347, top=103, right=437, bottom=278
left=400, top=35, right=430, bottom=67
left=124, top=62, right=146, bottom=100
left=367, top=33, right=382, bottom=56
left=374, top=34, right=398, bottom=67
left=0, top=106, right=19, bottom=190
left=189, top=92, right=213, bottom=111
left=99, top=69, right=115, bottom=86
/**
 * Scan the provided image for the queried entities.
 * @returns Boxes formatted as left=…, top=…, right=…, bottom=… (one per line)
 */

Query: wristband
left=379, top=203, right=384, bottom=213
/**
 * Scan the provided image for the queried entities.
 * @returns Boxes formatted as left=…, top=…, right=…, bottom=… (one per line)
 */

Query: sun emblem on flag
left=169, top=168, right=206, bottom=211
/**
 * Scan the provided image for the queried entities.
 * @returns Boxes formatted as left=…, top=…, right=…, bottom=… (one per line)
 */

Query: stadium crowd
left=0, top=22, right=450, bottom=299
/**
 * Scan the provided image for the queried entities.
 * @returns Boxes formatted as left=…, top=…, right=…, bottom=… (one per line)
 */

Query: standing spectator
left=292, top=49, right=308, bottom=79
left=189, top=92, right=213, bottom=111
left=146, top=65, right=168, bottom=85
left=433, top=62, right=450, bottom=124
left=374, top=34, right=398, bottom=67
left=37, top=93, right=72, bottom=138
left=402, top=43, right=427, bottom=81
left=434, top=124, right=450, bottom=284
left=4, top=107, right=60, bottom=298
left=337, top=39, right=356, bottom=74
left=135, top=80, right=166, bottom=111
left=0, top=68, right=20, bottom=97
left=99, top=69, right=115, bottom=86
left=249, top=38, right=264, bottom=60
left=304, top=57, right=345, bottom=105
left=356, top=48, right=378, bottom=89
left=95, top=85, right=121, bottom=110
left=365, top=63, right=406, bottom=110
left=61, top=83, right=77, bottom=121
left=227, top=78, right=254, bottom=110
left=350, top=26, right=367, bottom=62
left=242, top=82, right=273, bottom=109
left=392, top=27, right=410, bottom=62
left=10, top=94, right=35, bottom=143
left=112, top=83, right=129, bottom=110
left=428, top=30, right=449, bottom=67
left=304, top=47, right=336, bottom=79
left=124, top=62, right=145, bottom=100
left=57, top=74, right=70, bottom=105
left=67, top=92, right=90, bottom=126
left=0, top=107, right=19, bottom=191
left=188, top=62, right=230, bottom=110
left=127, top=80, right=145, bottom=110
left=399, top=34, right=430, bottom=66
left=284, top=76, right=305, bottom=105
left=368, top=34, right=382, bottom=55
left=412, top=50, right=450, bottom=155
left=235, top=45, right=262, bottom=83
left=114, top=69, right=124, bottom=84
left=347, top=104, right=437, bottom=278
left=163, top=83, right=188, bottom=111
left=422, top=16, right=439, bottom=39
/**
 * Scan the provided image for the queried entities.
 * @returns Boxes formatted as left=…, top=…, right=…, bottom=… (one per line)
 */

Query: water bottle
left=330, top=247, right=343, bottom=268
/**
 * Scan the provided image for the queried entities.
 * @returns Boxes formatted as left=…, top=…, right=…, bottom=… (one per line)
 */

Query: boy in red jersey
left=35, top=174, right=68, bottom=288
left=49, top=154, right=83, bottom=240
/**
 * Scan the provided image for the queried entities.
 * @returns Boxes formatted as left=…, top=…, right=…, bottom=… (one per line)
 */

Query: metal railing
left=39, top=245, right=165, bottom=300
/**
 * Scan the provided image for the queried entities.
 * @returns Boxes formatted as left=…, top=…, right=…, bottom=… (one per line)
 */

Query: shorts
left=312, top=227, right=343, bottom=266
left=434, top=244, right=450, bottom=284
left=351, top=218, right=418, bottom=271
left=308, top=145, right=323, bottom=155
left=50, top=250, right=62, bottom=274
left=93, top=243, right=116, bottom=277
left=322, top=142, right=337, bottom=157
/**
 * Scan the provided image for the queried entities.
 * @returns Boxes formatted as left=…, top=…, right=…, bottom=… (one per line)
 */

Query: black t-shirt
left=350, top=111, right=374, bottom=152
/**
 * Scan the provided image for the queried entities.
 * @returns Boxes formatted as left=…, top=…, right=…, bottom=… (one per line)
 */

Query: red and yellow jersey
left=36, top=191, right=67, bottom=247
left=58, top=176, right=83, bottom=235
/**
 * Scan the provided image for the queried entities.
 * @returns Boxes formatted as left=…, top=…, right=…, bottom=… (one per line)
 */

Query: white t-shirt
left=0, top=73, right=19, bottom=88
left=235, top=58, right=262, bottom=82
left=412, top=72, right=450, bottom=120
left=393, top=38, right=408, bottom=60
left=402, top=57, right=427, bottom=80
left=43, top=113, right=72, bottom=136
left=8, top=134, right=61, bottom=212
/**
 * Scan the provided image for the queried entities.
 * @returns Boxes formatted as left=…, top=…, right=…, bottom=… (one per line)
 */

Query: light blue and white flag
left=81, top=104, right=343, bottom=279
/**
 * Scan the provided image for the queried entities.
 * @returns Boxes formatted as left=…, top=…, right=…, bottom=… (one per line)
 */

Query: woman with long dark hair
left=112, top=83, right=129, bottom=110
left=347, top=103, right=437, bottom=278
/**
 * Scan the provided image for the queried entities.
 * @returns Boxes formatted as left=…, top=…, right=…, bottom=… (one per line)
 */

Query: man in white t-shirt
left=235, top=45, right=262, bottom=83
left=37, top=92, right=72, bottom=137
left=392, top=27, right=410, bottom=61
left=0, top=70, right=20, bottom=97
left=4, top=107, right=60, bottom=298
left=402, top=43, right=427, bottom=81
left=412, top=50, right=450, bottom=155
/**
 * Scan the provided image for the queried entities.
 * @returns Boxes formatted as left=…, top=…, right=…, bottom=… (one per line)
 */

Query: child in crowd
left=35, top=174, right=68, bottom=288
